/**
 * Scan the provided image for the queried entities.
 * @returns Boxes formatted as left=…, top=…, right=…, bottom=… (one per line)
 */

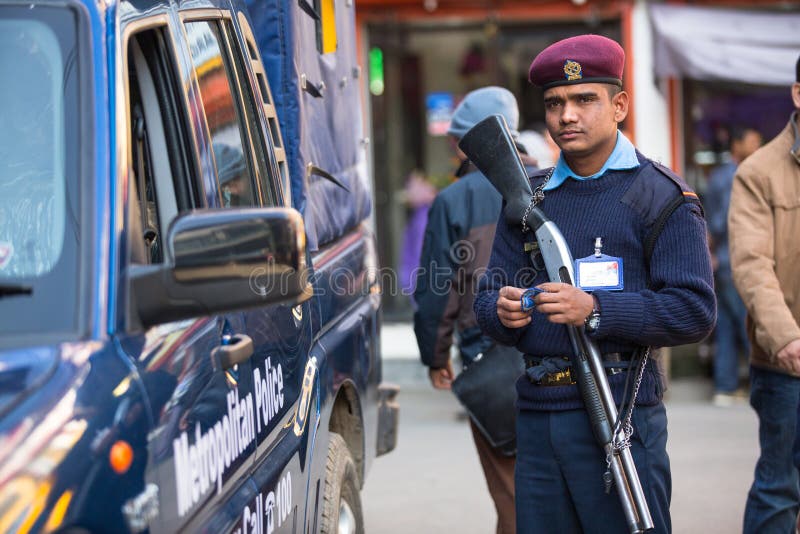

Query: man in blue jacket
left=705, top=125, right=761, bottom=406
left=473, top=35, right=716, bottom=533
left=414, top=86, right=535, bottom=534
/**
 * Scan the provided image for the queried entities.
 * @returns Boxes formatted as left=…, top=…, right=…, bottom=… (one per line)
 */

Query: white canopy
left=650, top=4, right=800, bottom=86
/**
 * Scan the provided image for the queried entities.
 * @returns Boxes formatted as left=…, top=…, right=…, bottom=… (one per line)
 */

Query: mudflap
left=376, top=382, right=400, bottom=456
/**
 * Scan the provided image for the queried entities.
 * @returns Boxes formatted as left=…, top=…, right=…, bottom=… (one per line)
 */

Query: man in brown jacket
left=729, top=54, right=800, bottom=534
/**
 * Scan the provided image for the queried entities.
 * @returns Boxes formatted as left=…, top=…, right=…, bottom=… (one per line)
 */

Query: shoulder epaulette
left=651, top=161, right=703, bottom=214
left=621, top=159, right=704, bottom=270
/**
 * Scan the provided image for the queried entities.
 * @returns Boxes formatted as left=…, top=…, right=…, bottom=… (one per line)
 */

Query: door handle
left=212, top=334, right=254, bottom=370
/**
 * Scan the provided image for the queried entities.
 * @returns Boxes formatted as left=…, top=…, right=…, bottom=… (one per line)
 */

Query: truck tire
left=320, top=433, right=364, bottom=534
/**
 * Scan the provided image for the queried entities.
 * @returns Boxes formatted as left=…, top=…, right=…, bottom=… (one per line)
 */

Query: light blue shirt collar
left=543, top=131, right=640, bottom=191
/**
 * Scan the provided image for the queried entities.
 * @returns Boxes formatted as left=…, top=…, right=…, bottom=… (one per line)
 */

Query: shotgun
left=459, top=114, right=654, bottom=534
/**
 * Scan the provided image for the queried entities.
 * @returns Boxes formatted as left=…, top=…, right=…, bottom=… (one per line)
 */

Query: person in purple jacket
left=473, top=35, right=716, bottom=533
left=399, top=170, right=437, bottom=300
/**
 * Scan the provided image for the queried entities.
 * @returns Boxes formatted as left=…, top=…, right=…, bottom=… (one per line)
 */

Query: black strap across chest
left=527, top=157, right=704, bottom=272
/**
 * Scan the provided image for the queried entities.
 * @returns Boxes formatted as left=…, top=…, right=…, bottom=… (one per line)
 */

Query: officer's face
left=542, top=83, right=629, bottom=160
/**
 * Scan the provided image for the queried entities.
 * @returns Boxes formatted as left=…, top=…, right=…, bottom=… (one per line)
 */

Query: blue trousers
left=713, top=276, right=749, bottom=393
left=516, top=403, right=671, bottom=533
left=743, top=366, right=800, bottom=534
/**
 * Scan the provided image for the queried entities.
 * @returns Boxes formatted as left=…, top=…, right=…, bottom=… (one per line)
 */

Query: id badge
left=575, top=253, right=624, bottom=292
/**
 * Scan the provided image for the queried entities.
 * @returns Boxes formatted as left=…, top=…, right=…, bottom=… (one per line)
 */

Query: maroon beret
left=529, top=34, right=624, bottom=90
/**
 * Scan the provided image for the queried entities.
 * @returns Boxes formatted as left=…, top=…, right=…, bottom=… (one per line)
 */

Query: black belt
left=524, top=352, right=634, bottom=386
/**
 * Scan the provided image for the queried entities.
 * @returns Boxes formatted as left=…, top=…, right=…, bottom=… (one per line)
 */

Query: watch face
left=586, top=313, right=600, bottom=331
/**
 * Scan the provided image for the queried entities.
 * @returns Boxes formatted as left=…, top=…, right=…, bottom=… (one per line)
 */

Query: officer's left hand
left=534, top=283, right=594, bottom=326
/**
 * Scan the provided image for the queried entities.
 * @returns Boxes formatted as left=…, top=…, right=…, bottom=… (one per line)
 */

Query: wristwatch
left=584, top=295, right=601, bottom=333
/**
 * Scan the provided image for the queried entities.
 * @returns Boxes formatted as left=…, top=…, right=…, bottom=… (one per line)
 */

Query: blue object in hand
left=521, top=287, right=545, bottom=312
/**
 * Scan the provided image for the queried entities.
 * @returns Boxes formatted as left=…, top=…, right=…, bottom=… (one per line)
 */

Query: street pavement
left=363, top=324, right=758, bottom=533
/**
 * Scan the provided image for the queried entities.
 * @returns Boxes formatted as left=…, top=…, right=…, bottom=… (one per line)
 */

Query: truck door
left=116, top=21, right=258, bottom=533
left=178, top=13, right=314, bottom=533
left=231, top=18, right=317, bottom=533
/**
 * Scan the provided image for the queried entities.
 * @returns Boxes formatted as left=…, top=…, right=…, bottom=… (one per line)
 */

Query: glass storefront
left=682, top=79, right=794, bottom=198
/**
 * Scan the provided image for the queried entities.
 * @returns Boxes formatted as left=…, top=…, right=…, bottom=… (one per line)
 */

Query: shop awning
left=650, top=4, right=800, bottom=86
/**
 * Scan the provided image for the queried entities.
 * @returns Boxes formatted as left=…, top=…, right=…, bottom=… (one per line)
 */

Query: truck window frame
left=120, top=18, right=196, bottom=331
left=123, top=21, right=194, bottom=258
left=180, top=11, right=275, bottom=209
left=236, top=13, right=290, bottom=207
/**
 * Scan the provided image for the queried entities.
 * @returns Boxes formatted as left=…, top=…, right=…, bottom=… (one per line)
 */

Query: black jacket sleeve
left=413, top=195, right=462, bottom=368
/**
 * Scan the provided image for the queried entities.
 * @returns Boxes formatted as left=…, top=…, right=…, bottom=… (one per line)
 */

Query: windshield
left=0, top=5, right=84, bottom=340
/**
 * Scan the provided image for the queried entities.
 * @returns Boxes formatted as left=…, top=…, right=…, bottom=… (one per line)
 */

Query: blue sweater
left=474, top=159, right=716, bottom=411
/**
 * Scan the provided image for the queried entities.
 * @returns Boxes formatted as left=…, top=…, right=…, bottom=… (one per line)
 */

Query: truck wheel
left=320, top=433, right=363, bottom=534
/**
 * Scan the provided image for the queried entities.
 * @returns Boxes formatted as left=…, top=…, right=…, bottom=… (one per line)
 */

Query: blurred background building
left=352, top=0, right=800, bottom=321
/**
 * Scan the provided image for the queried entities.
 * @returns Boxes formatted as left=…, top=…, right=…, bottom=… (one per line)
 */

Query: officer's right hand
left=497, top=286, right=532, bottom=329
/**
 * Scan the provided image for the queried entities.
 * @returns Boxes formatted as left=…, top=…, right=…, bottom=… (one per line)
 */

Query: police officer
left=473, top=35, right=716, bottom=533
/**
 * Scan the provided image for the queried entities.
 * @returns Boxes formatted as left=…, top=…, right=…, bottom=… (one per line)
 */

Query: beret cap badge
left=563, top=60, right=583, bottom=81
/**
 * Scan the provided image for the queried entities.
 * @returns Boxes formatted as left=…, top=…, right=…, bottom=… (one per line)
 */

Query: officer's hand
left=429, top=361, right=454, bottom=390
left=497, top=286, right=532, bottom=329
left=535, top=283, right=594, bottom=327
left=776, top=339, right=800, bottom=375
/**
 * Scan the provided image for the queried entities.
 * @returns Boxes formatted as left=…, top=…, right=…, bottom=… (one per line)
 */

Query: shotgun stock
left=459, top=114, right=654, bottom=534
left=457, top=115, right=547, bottom=231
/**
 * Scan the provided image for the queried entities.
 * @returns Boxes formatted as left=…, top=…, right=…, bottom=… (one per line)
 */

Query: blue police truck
left=0, top=0, right=398, bottom=532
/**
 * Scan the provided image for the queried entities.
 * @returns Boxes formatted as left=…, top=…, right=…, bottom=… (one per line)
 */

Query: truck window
left=184, top=20, right=260, bottom=209
left=0, top=5, right=85, bottom=339
left=0, top=15, right=70, bottom=277
left=220, top=19, right=280, bottom=206
left=301, top=0, right=337, bottom=54
left=317, top=0, right=337, bottom=54
left=126, top=28, right=190, bottom=264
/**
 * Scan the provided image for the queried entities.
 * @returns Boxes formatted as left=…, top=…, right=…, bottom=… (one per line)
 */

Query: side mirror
left=130, top=207, right=312, bottom=328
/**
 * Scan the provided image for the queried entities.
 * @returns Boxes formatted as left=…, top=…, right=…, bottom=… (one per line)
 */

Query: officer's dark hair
left=606, top=84, right=622, bottom=99
left=796, top=53, right=800, bottom=83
